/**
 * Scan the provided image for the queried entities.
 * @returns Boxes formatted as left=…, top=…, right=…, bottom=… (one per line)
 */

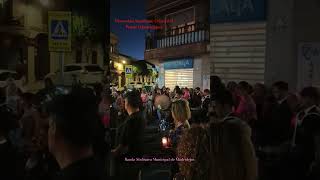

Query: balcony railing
left=145, top=23, right=209, bottom=50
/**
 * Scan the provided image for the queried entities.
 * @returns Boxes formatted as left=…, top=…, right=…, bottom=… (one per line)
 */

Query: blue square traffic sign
left=50, top=20, right=69, bottom=40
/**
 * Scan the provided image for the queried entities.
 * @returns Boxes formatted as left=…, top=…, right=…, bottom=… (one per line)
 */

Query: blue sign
left=163, top=58, right=193, bottom=70
left=210, top=0, right=266, bottom=23
left=50, top=20, right=69, bottom=40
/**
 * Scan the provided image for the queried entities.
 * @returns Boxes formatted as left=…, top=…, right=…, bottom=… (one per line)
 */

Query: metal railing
left=145, top=22, right=209, bottom=50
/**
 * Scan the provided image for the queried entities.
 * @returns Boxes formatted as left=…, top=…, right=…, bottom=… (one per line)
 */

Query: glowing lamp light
left=162, top=137, right=168, bottom=146
left=122, top=60, right=126, bottom=64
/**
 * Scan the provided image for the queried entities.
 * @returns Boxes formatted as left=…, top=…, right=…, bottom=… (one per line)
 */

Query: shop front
left=162, top=58, right=194, bottom=89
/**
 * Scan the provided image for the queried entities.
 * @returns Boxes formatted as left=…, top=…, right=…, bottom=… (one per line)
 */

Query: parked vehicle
left=45, top=63, right=104, bottom=86
left=0, top=70, right=23, bottom=88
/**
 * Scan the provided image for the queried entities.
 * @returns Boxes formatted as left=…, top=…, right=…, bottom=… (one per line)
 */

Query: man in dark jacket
left=267, top=81, right=293, bottom=145
left=47, top=88, right=107, bottom=180
left=292, top=87, right=320, bottom=180
left=111, top=90, right=146, bottom=180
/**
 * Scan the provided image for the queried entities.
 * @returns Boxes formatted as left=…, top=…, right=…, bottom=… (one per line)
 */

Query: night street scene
left=1, top=0, right=320, bottom=180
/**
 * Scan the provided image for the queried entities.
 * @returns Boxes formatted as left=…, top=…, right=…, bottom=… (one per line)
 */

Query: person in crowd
left=174, top=89, right=184, bottom=100
left=182, top=88, right=190, bottom=100
left=17, top=92, right=43, bottom=164
left=0, top=105, right=24, bottom=179
left=47, top=88, right=106, bottom=180
left=210, top=76, right=226, bottom=101
left=191, top=87, right=202, bottom=108
left=287, top=93, right=301, bottom=129
left=5, top=77, right=20, bottom=114
left=169, top=99, right=191, bottom=148
left=37, top=78, right=57, bottom=102
left=190, top=87, right=202, bottom=124
left=25, top=111, right=59, bottom=180
left=99, top=92, right=113, bottom=128
left=111, top=90, right=146, bottom=180
left=165, top=87, right=171, bottom=97
left=177, top=90, right=258, bottom=180
left=252, top=83, right=267, bottom=122
left=141, top=88, right=149, bottom=107
left=235, top=81, right=257, bottom=125
left=168, top=99, right=191, bottom=179
left=200, top=89, right=211, bottom=123
left=291, top=87, right=320, bottom=180
left=267, top=81, right=293, bottom=145
left=227, top=81, right=239, bottom=108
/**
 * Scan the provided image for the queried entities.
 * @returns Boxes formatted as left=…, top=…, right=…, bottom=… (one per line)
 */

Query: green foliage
left=69, top=0, right=106, bottom=43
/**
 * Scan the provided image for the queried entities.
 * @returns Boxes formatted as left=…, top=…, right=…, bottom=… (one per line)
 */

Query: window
left=85, top=65, right=104, bottom=72
left=76, top=50, right=82, bottom=63
left=64, top=66, right=82, bottom=72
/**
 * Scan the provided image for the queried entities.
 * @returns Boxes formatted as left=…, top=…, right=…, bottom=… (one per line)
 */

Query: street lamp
left=122, top=60, right=126, bottom=64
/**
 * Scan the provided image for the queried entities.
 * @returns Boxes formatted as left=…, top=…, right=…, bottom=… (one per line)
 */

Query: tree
left=67, top=0, right=109, bottom=88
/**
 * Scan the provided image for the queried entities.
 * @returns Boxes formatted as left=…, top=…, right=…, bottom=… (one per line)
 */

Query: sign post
left=125, top=65, right=133, bottom=84
left=48, top=11, right=72, bottom=85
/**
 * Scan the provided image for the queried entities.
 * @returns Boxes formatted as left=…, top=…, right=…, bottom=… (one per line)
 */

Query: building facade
left=144, top=0, right=210, bottom=90
left=0, top=0, right=104, bottom=88
left=210, top=0, right=320, bottom=90
left=209, top=0, right=267, bottom=86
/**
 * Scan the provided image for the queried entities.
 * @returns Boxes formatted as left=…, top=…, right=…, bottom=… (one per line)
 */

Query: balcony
left=145, top=23, right=209, bottom=62
left=146, top=22, right=209, bottom=50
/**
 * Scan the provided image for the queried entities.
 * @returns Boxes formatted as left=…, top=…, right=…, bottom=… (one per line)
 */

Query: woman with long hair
left=177, top=121, right=258, bottom=180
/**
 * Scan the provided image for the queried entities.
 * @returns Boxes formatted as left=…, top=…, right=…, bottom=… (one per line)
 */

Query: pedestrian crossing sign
left=125, top=65, right=133, bottom=78
left=48, top=11, right=72, bottom=52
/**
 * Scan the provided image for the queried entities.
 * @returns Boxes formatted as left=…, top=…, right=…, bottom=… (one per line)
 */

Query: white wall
left=210, top=23, right=266, bottom=85
left=266, top=0, right=320, bottom=90
left=295, top=0, right=320, bottom=90
left=265, top=0, right=296, bottom=90
left=193, top=56, right=203, bottom=88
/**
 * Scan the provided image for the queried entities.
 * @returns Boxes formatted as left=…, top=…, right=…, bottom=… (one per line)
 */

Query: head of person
left=177, top=121, right=257, bottom=180
left=253, top=83, right=266, bottom=97
left=174, top=86, right=180, bottom=93
left=236, top=81, right=251, bottom=96
left=44, top=77, right=54, bottom=89
left=227, top=81, right=238, bottom=92
left=124, top=90, right=142, bottom=114
left=47, top=88, right=99, bottom=159
left=272, top=81, right=289, bottom=100
left=210, top=76, right=224, bottom=91
left=299, top=86, right=320, bottom=109
left=175, top=89, right=184, bottom=99
left=203, top=89, right=210, bottom=96
left=214, top=90, right=234, bottom=118
left=195, top=87, right=201, bottom=94
left=171, top=99, right=191, bottom=127
left=156, top=88, right=161, bottom=94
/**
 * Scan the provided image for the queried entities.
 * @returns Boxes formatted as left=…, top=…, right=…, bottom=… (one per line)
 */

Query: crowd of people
left=0, top=75, right=320, bottom=180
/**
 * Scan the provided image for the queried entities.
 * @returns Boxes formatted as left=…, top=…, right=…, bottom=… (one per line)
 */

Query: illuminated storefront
left=163, top=58, right=194, bottom=89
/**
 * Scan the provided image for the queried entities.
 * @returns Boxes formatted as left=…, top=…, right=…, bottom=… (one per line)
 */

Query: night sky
left=110, top=0, right=146, bottom=60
